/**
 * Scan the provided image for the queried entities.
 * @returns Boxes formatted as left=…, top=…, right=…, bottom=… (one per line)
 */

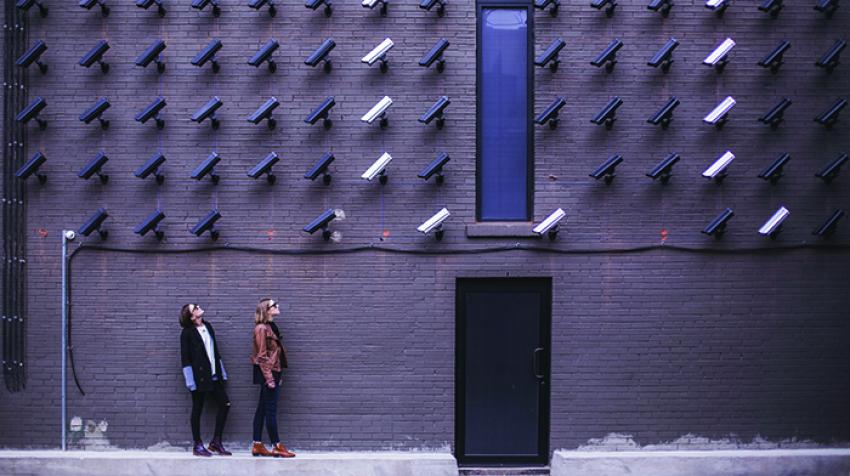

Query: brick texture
left=1, top=0, right=849, bottom=455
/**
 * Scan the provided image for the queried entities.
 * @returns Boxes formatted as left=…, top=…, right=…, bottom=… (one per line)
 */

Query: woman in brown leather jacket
left=250, top=298, right=296, bottom=458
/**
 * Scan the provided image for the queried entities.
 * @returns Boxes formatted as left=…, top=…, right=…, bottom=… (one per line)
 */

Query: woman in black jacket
left=180, top=303, right=232, bottom=456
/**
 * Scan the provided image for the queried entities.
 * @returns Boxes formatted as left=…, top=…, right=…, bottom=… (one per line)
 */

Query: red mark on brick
left=263, top=229, right=276, bottom=240
left=37, top=228, right=49, bottom=238
left=660, top=228, right=668, bottom=242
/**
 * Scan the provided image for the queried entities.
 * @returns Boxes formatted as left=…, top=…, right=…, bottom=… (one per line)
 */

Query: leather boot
left=208, top=438, right=232, bottom=456
left=252, top=441, right=274, bottom=457
left=272, top=442, right=296, bottom=458
left=193, top=441, right=213, bottom=457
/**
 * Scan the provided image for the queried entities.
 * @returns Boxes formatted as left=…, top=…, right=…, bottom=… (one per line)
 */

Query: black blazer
left=180, top=321, right=226, bottom=393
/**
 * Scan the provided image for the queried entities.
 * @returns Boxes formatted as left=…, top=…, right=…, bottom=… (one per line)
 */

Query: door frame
left=455, top=277, right=552, bottom=466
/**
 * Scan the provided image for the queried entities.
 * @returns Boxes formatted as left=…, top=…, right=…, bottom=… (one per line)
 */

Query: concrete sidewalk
left=0, top=450, right=458, bottom=476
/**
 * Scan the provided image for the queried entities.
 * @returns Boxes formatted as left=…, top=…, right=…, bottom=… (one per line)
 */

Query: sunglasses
left=266, top=301, right=279, bottom=310
left=188, top=304, right=201, bottom=313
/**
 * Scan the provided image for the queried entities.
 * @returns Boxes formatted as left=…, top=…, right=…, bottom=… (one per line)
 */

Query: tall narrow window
left=477, top=3, right=532, bottom=221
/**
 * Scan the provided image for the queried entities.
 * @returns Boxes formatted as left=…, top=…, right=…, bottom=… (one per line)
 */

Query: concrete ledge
left=0, top=451, right=458, bottom=476
left=552, top=449, right=850, bottom=476
left=465, top=222, right=538, bottom=238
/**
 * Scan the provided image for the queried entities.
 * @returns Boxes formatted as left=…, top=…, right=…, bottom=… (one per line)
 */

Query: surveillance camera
left=758, top=97, right=792, bottom=129
left=647, top=0, right=672, bottom=16
left=813, top=209, right=844, bottom=237
left=535, top=38, right=566, bottom=72
left=192, top=152, right=221, bottom=184
left=702, top=150, right=735, bottom=183
left=15, top=151, right=48, bottom=184
left=16, top=96, right=48, bottom=129
left=191, top=209, right=221, bottom=240
left=247, top=97, right=280, bottom=129
left=363, top=38, right=394, bottom=73
left=815, top=153, right=848, bottom=184
left=305, top=38, right=335, bottom=72
left=305, top=152, right=335, bottom=184
left=759, top=0, right=783, bottom=17
left=80, top=0, right=110, bottom=16
left=418, top=152, right=450, bottom=184
left=814, top=97, right=847, bottom=128
left=419, top=96, right=450, bottom=129
left=362, top=0, right=388, bottom=16
left=134, top=209, right=166, bottom=240
left=248, top=0, right=277, bottom=16
left=16, top=40, right=48, bottom=74
left=247, top=152, right=280, bottom=184
left=646, top=153, right=680, bottom=184
left=17, top=0, right=48, bottom=16
left=136, top=0, right=166, bottom=16
left=79, top=208, right=109, bottom=240
left=135, top=153, right=166, bottom=184
left=303, top=208, right=338, bottom=240
left=814, top=0, right=839, bottom=17
left=192, top=0, right=220, bottom=16
left=758, top=206, right=789, bottom=239
left=135, top=39, right=166, bottom=73
left=758, top=40, right=791, bottom=74
left=647, top=37, right=679, bottom=72
left=249, top=39, right=279, bottom=72
left=79, top=40, right=110, bottom=74
left=534, top=0, right=559, bottom=16
left=63, top=230, right=77, bottom=241
left=417, top=208, right=450, bottom=240
left=535, top=96, right=566, bottom=129
left=420, top=38, right=450, bottom=73
left=703, top=96, right=736, bottom=129
left=702, top=208, right=734, bottom=239
left=305, top=96, right=336, bottom=129
left=136, top=97, right=166, bottom=129
left=591, top=0, right=617, bottom=17
left=704, top=37, right=735, bottom=73
left=192, top=96, right=223, bottom=129
left=361, top=96, right=392, bottom=128
left=79, top=98, right=111, bottom=129
left=192, top=39, right=222, bottom=73
left=647, top=96, right=679, bottom=129
left=306, top=0, right=332, bottom=16
left=705, top=0, right=729, bottom=14
left=816, top=39, right=846, bottom=73
left=758, top=153, right=791, bottom=184
left=591, top=39, right=623, bottom=73
left=420, top=0, right=445, bottom=16
left=591, top=96, right=623, bottom=130
left=362, top=152, right=392, bottom=184
left=589, top=154, right=623, bottom=184
left=532, top=208, right=566, bottom=240
left=78, top=152, right=110, bottom=184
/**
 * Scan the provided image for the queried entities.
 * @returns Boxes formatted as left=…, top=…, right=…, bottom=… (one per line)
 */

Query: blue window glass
left=478, top=7, right=531, bottom=221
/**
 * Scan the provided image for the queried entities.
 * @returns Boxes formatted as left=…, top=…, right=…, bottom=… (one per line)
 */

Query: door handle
left=532, top=347, right=544, bottom=380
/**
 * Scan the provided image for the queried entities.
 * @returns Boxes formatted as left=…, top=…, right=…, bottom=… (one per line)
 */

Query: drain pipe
left=60, top=230, right=76, bottom=451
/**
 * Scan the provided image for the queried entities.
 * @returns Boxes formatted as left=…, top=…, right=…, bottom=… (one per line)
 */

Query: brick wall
left=1, top=0, right=849, bottom=454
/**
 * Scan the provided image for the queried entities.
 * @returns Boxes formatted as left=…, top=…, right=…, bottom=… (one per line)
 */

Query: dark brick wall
left=1, top=0, right=849, bottom=455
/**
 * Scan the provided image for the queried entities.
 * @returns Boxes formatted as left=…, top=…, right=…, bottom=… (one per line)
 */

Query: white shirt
left=196, top=324, right=216, bottom=376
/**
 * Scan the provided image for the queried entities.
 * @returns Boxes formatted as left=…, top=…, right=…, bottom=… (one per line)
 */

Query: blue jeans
left=252, top=376, right=281, bottom=444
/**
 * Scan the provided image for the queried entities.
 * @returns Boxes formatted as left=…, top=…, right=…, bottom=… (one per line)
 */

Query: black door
left=456, top=278, right=551, bottom=465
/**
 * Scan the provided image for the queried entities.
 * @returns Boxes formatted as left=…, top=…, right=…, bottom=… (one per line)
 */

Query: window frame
left=475, top=0, right=535, bottom=222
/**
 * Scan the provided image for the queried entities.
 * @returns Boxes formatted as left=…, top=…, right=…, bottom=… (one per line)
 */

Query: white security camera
left=533, top=208, right=566, bottom=240
left=361, top=152, right=392, bottom=184
left=702, top=150, right=735, bottom=182
left=417, top=208, right=450, bottom=240
left=758, top=206, right=789, bottom=239
left=361, top=96, right=392, bottom=128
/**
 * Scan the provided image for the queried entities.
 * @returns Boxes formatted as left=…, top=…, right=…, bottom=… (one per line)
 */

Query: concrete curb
left=0, top=451, right=458, bottom=476
left=552, top=449, right=850, bottom=476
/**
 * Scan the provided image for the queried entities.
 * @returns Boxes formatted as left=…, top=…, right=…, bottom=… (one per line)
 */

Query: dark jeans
left=190, top=379, right=230, bottom=443
left=252, top=374, right=282, bottom=444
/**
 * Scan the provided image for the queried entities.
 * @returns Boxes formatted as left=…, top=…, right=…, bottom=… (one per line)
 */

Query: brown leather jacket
left=252, top=323, right=288, bottom=386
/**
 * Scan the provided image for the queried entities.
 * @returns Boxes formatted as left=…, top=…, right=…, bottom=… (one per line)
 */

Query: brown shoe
left=272, top=443, right=296, bottom=458
left=208, top=438, right=232, bottom=456
left=251, top=441, right=274, bottom=457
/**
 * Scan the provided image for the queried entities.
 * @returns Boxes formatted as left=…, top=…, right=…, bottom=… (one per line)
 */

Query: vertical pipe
left=61, top=232, right=70, bottom=450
